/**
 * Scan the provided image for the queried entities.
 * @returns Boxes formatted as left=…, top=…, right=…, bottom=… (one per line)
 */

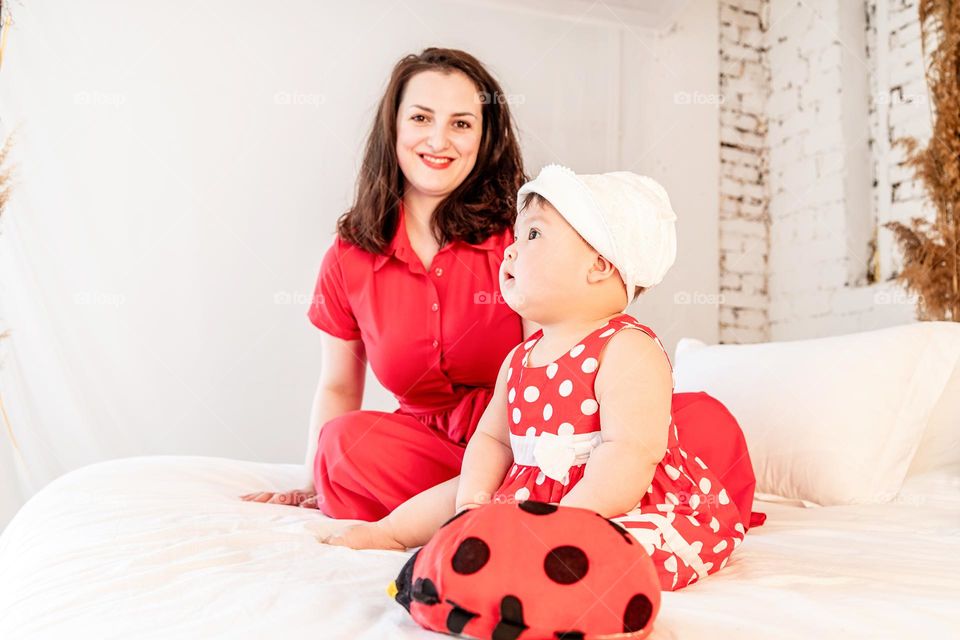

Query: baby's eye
left=528, top=229, right=540, bottom=240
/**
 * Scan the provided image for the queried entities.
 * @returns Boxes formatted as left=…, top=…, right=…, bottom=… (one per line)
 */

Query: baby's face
left=499, top=199, right=596, bottom=321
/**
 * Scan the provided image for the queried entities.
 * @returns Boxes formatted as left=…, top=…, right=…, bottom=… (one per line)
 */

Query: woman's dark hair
left=335, top=47, right=527, bottom=253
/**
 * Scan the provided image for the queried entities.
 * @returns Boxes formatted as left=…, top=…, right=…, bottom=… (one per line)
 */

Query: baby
left=326, top=164, right=753, bottom=592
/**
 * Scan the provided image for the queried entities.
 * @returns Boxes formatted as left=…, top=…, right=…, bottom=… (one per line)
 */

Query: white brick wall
left=718, top=0, right=771, bottom=344
left=717, top=0, right=925, bottom=343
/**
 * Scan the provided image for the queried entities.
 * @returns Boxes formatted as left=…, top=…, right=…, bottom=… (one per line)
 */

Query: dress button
left=431, top=302, right=439, bottom=312
left=432, top=339, right=439, bottom=349
left=434, top=267, right=443, bottom=277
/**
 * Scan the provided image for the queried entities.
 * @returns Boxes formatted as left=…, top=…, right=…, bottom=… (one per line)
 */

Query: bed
left=2, top=321, right=959, bottom=638
left=0, top=455, right=957, bottom=638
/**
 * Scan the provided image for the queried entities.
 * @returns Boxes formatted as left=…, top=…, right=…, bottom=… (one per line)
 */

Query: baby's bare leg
left=379, top=475, right=460, bottom=549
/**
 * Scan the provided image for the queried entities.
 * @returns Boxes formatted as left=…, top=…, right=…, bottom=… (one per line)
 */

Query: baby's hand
left=323, top=522, right=406, bottom=551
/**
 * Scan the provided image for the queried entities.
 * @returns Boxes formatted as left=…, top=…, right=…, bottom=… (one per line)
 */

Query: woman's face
left=395, top=70, right=483, bottom=201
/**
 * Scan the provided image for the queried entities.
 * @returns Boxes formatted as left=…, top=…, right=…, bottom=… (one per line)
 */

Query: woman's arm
left=558, top=330, right=672, bottom=517
left=302, top=332, right=367, bottom=481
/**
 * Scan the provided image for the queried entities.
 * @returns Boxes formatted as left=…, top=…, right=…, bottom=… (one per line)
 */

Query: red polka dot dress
left=491, top=313, right=749, bottom=591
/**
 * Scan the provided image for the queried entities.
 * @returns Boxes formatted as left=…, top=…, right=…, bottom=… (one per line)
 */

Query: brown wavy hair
left=335, top=47, right=527, bottom=253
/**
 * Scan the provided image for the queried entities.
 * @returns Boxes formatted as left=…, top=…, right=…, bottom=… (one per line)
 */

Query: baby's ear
left=586, top=253, right=620, bottom=284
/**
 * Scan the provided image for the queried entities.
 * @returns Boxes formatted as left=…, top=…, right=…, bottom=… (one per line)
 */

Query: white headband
left=516, top=164, right=678, bottom=311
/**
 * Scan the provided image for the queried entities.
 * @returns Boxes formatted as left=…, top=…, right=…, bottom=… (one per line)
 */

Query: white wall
left=0, top=0, right=719, bottom=517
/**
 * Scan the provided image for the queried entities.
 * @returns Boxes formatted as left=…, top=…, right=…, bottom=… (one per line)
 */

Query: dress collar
left=372, top=200, right=503, bottom=272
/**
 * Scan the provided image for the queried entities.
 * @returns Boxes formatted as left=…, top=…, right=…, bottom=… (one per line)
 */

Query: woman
left=242, top=48, right=534, bottom=521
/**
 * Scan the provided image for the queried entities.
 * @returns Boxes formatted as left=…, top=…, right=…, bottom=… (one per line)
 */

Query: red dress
left=492, top=313, right=764, bottom=591
left=307, top=201, right=522, bottom=521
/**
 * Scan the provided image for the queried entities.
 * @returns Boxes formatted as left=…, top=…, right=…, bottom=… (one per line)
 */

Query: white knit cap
left=516, top=164, right=678, bottom=311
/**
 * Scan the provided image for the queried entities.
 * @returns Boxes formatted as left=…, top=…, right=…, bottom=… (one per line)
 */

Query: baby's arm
left=454, top=345, right=516, bottom=512
left=558, top=329, right=672, bottom=517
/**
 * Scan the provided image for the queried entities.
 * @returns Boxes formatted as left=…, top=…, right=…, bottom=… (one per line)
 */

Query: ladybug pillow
left=388, top=501, right=662, bottom=639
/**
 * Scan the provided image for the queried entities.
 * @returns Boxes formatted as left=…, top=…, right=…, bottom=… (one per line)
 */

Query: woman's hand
left=240, top=488, right=319, bottom=508
left=323, top=522, right=406, bottom=551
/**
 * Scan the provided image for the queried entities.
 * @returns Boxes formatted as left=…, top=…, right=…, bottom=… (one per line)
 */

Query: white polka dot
left=664, top=555, right=677, bottom=573
left=694, top=456, right=707, bottom=469
left=672, top=573, right=679, bottom=589
left=647, top=484, right=654, bottom=494
left=536, top=471, right=545, bottom=485
left=512, top=408, right=521, bottom=424
left=720, top=558, right=728, bottom=570
left=507, top=367, right=513, bottom=380
left=699, top=477, right=712, bottom=494
left=656, top=503, right=674, bottom=512
left=599, top=328, right=616, bottom=338
left=526, top=426, right=537, bottom=437
left=523, top=385, right=540, bottom=402
left=508, top=387, right=516, bottom=403
left=522, top=354, right=529, bottom=366
left=689, top=494, right=701, bottom=510
left=709, top=517, right=720, bottom=533
left=680, top=449, right=688, bottom=458
left=686, top=514, right=699, bottom=527
left=569, top=344, right=585, bottom=357
left=713, top=540, right=728, bottom=553
left=734, top=522, right=745, bottom=535
left=546, top=362, right=559, bottom=379
left=542, top=403, right=553, bottom=421
left=665, top=492, right=679, bottom=505
left=581, top=357, right=598, bottom=373
left=524, top=339, right=537, bottom=350
left=515, top=487, right=530, bottom=501
left=580, top=399, right=598, bottom=415
left=718, top=489, right=730, bottom=505
left=557, top=422, right=574, bottom=436
left=664, top=464, right=680, bottom=481
left=558, top=380, right=573, bottom=397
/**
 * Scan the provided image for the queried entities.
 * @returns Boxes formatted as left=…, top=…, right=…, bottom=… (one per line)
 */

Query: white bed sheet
left=1, top=455, right=957, bottom=639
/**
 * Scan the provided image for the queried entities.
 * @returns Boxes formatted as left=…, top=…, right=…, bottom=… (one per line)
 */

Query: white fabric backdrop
left=0, top=0, right=721, bottom=530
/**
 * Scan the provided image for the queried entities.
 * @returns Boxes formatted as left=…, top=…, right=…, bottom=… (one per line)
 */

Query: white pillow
left=907, top=355, right=960, bottom=476
left=673, top=322, right=960, bottom=506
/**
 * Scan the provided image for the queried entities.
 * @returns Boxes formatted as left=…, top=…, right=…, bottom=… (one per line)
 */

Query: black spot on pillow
left=445, top=599, right=479, bottom=634
left=492, top=595, right=528, bottom=640
left=519, top=500, right=558, bottom=516
left=411, top=577, right=440, bottom=605
left=544, top=546, right=589, bottom=584
left=623, top=593, right=654, bottom=632
left=451, top=537, right=491, bottom=575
